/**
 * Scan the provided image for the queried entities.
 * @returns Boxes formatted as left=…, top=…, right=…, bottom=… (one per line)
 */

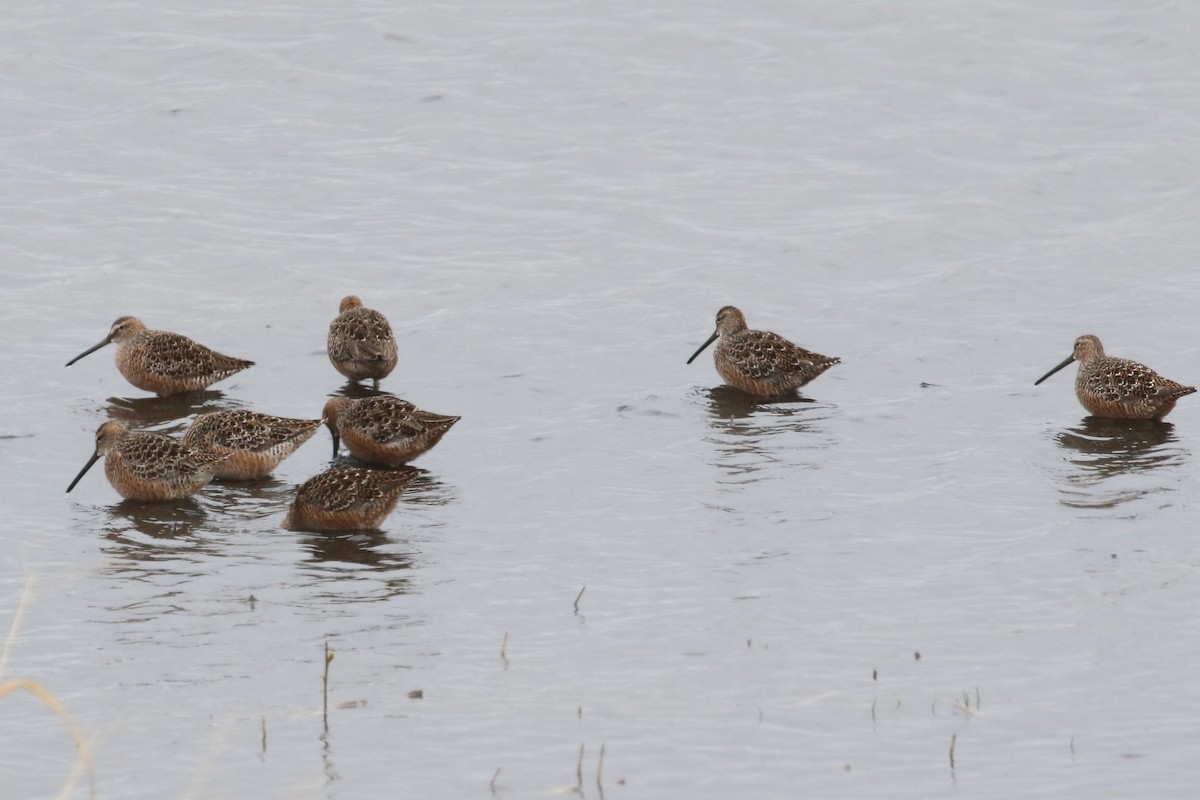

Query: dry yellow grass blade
left=2, top=577, right=97, bottom=799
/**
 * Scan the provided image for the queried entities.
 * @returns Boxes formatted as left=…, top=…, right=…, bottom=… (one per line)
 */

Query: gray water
left=4, top=0, right=1200, bottom=797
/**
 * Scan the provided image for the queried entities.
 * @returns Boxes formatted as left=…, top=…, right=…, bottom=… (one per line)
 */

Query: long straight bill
left=1034, top=355, right=1076, bottom=386
left=687, top=330, right=719, bottom=365
left=65, top=337, right=112, bottom=367
left=66, top=451, right=101, bottom=493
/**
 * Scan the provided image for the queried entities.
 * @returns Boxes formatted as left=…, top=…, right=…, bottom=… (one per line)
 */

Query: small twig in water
left=261, top=715, right=267, bottom=755
left=323, top=642, right=335, bottom=730
left=949, top=733, right=957, bottom=769
left=500, top=632, right=509, bottom=667
left=490, top=767, right=501, bottom=794
left=596, top=743, right=606, bottom=792
left=574, top=586, right=586, bottom=613
left=576, top=744, right=585, bottom=789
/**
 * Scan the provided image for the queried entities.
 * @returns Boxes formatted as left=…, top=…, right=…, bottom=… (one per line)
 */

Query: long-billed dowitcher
left=66, top=421, right=229, bottom=501
left=323, top=396, right=459, bottom=467
left=327, top=296, right=398, bottom=384
left=182, top=410, right=323, bottom=480
left=280, top=466, right=417, bottom=531
left=66, top=316, right=253, bottom=396
left=687, top=306, right=840, bottom=397
left=1035, top=334, right=1196, bottom=420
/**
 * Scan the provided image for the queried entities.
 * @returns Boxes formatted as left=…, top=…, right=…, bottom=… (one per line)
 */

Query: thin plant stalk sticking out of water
left=952, top=687, right=982, bottom=716
left=573, top=586, right=586, bottom=614
left=576, top=744, right=585, bottom=791
left=596, top=743, right=606, bottom=797
left=565, top=743, right=608, bottom=799
left=322, top=642, right=335, bottom=732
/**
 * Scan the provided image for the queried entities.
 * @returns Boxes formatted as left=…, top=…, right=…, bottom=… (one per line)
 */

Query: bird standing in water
left=66, top=421, right=228, bottom=501
left=687, top=305, right=839, bottom=397
left=327, top=296, right=398, bottom=385
left=280, top=466, right=417, bottom=531
left=183, top=410, right=324, bottom=480
left=323, top=395, right=459, bottom=467
left=66, top=316, right=253, bottom=396
left=1035, top=334, right=1195, bottom=420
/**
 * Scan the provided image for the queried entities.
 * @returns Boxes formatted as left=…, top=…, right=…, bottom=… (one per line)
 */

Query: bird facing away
left=687, top=306, right=840, bottom=397
left=1034, top=334, right=1196, bottom=420
left=66, top=421, right=229, bottom=501
left=280, top=466, right=418, bottom=531
left=323, top=395, right=459, bottom=467
left=66, top=316, right=253, bottom=396
left=327, top=296, right=398, bottom=384
left=182, top=410, right=324, bottom=480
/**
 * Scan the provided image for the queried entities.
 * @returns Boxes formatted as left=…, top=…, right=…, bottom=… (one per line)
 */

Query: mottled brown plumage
left=1035, top=334, right=1195, bottom=420
left=687, top=306, right=840, bottom=397
left=66, top=421, right=228, bottom=501
left=280, top=466, right=417, bottom=531
left=327, top=296, right=398, bottom=383
left=323, top=396, right=459, bottom=467
left=66, top=316, right=253, bottom=396
left=183, top=410, right=323, bottom=480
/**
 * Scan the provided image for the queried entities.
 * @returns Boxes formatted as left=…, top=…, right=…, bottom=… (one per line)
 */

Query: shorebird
left=183, top=410, right=323, bottom=480
left=687, top=306, right=839, bottom=397
left=280, top=466, right=417, bottom=531
left=66, top=421, right=228, bottom=501
left=66, top=316, right=253, bottom=396
left=323, top=395, right=458, bottom=467
left=1035, top=334, right=1195, bottom=420
left=327, top=296, right=398, bottom=384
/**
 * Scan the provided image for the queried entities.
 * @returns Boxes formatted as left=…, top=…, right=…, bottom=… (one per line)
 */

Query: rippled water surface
left=4, top=0, right=1200, bottom=797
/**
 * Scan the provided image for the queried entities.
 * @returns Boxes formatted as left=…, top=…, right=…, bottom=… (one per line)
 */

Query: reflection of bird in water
left=1035, top=335, right=1195, bottom=420
left=101, top=500, right=209, bottom=545
left=704, top=385, right=815, bottom=420
left=183, top=410, right=323, bottom=479
left=66, top=316, right=253, bottom=396
left=297, top=530, right=418, bottom=602
left=103, top=392, right=232, bottom=429
left=300, top=529, right=413, bottom=567
left=687, top=306, right=839, bottom=397
left=697, top=388, right=836, bottom=486
left=281, top=466, right=418, bottom=532
left=1055, top=417, right=1181, bottom=484
left=67, top=421, right=228, bottom=501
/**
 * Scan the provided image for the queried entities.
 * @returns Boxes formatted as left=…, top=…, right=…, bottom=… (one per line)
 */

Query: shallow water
left=4, top=0, right=1200, bottom=797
